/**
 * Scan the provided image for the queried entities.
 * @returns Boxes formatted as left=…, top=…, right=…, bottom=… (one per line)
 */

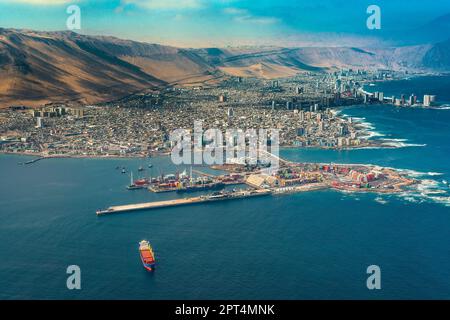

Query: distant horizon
left=1, top=26, right=448, bottom=50
left=0, top=0, right=449, bottom=47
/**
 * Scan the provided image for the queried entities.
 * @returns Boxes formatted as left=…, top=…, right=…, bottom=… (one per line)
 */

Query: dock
left=18, top=155, right=71, bottom=165
left=97, top=197, right=203, bottom=215
left=96, top=189, right=271, bottom=215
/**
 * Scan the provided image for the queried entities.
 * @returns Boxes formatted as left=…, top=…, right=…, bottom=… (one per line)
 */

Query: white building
left=423, top=95, right=436, bottom=107
left=36, top=117, right=43, bottom=128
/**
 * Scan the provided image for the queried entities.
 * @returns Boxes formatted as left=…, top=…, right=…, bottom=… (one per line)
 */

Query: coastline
left=1, top=147, right=420, bottom=198
left=0, top=144, right=398, bottom=161
left=0, top=140, right=420, bottom=161
left=0, top=150, right=171, bottom=161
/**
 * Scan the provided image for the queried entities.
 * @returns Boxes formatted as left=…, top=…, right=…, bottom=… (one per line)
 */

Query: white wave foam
left=334, top=164, right=449, bottom=208
left=430, top=105, right=450, bottom=110
left=381, top=141, right=426, bottom=148
left=380, top=138, right=408, bottom=142
left=345, top=146, right=386, bottom=150
left=427, top=172, right=444, bottom=177
left=356, top=122, right=374, bottom=130
left=336, top=170, right=449, bottom=207
left=400, top=177, right=450, bottom=206
left=396, top=169, right=443, bottom=178
left=428, top=196, right=450, bottom=207
left=418, top=179, right=439, bottom=188
left=421, top=190, right=447, bottom=196
left=374, top=197, right=388, bottom=205
left=399, top=194, right=423, bottom=204
left=347, top=115, right=391, bottom=140
left=361, top=131, right=385, bottom=139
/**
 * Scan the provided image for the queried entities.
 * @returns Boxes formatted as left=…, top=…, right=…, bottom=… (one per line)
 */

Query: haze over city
left=0, top=0, right=449, bottom=47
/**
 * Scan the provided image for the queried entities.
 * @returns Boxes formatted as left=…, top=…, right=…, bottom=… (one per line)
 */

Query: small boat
left=127, top=185, right=143, bottom=190
left=139, top=240, right=156, bottom=271
left=138, top=166, right=144, bottom=172
left=127, top=172, right=144, bottom=190
left=121, top=168, right=126, bottom=174
left=148, top=164, right=153, bottom=168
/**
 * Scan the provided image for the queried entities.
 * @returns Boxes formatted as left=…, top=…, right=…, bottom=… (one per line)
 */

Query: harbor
left=97, top=158, right=417, bottom=216
left=126, top=167, right=245, bottom=193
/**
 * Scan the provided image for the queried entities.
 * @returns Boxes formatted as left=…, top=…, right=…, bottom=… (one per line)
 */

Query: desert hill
left=0, top=28, right=448, bottom=107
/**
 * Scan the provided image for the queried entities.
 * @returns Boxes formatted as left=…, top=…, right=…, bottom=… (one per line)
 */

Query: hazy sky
left=0, top=0, right=449, bottom=47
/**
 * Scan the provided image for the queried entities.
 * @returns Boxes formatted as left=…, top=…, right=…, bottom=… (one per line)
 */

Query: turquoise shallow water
left=1, top=77, right=450, bottom=300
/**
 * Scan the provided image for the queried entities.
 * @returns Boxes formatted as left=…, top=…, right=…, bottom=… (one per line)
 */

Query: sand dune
left=219, top=62, right=306, bottom=79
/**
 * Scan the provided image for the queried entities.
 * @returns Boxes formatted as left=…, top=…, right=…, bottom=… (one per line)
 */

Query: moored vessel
left=127, top=172, right=146, bottom=190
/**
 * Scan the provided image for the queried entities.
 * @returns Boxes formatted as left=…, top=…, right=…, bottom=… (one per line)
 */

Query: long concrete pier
left=97, top=197, right=203, bottom=215
left=97, top=189, right=271, bottom=215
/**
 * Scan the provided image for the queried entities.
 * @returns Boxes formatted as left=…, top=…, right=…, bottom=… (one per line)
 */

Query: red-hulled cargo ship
left=139, top=240, right=156, bottom=271
left=127, top=171, right=150, bottom=190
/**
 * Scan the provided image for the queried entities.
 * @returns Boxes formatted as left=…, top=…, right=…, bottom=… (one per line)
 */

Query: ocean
left=1, top=76, right=450, bottom=300
left=366, top=75, right=450, bottom=104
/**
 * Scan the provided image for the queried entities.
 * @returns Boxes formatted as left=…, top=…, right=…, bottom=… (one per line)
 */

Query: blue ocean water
left=1, top=77, right=450, bottom=300
left=366, top=75, right=450, bottom=104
